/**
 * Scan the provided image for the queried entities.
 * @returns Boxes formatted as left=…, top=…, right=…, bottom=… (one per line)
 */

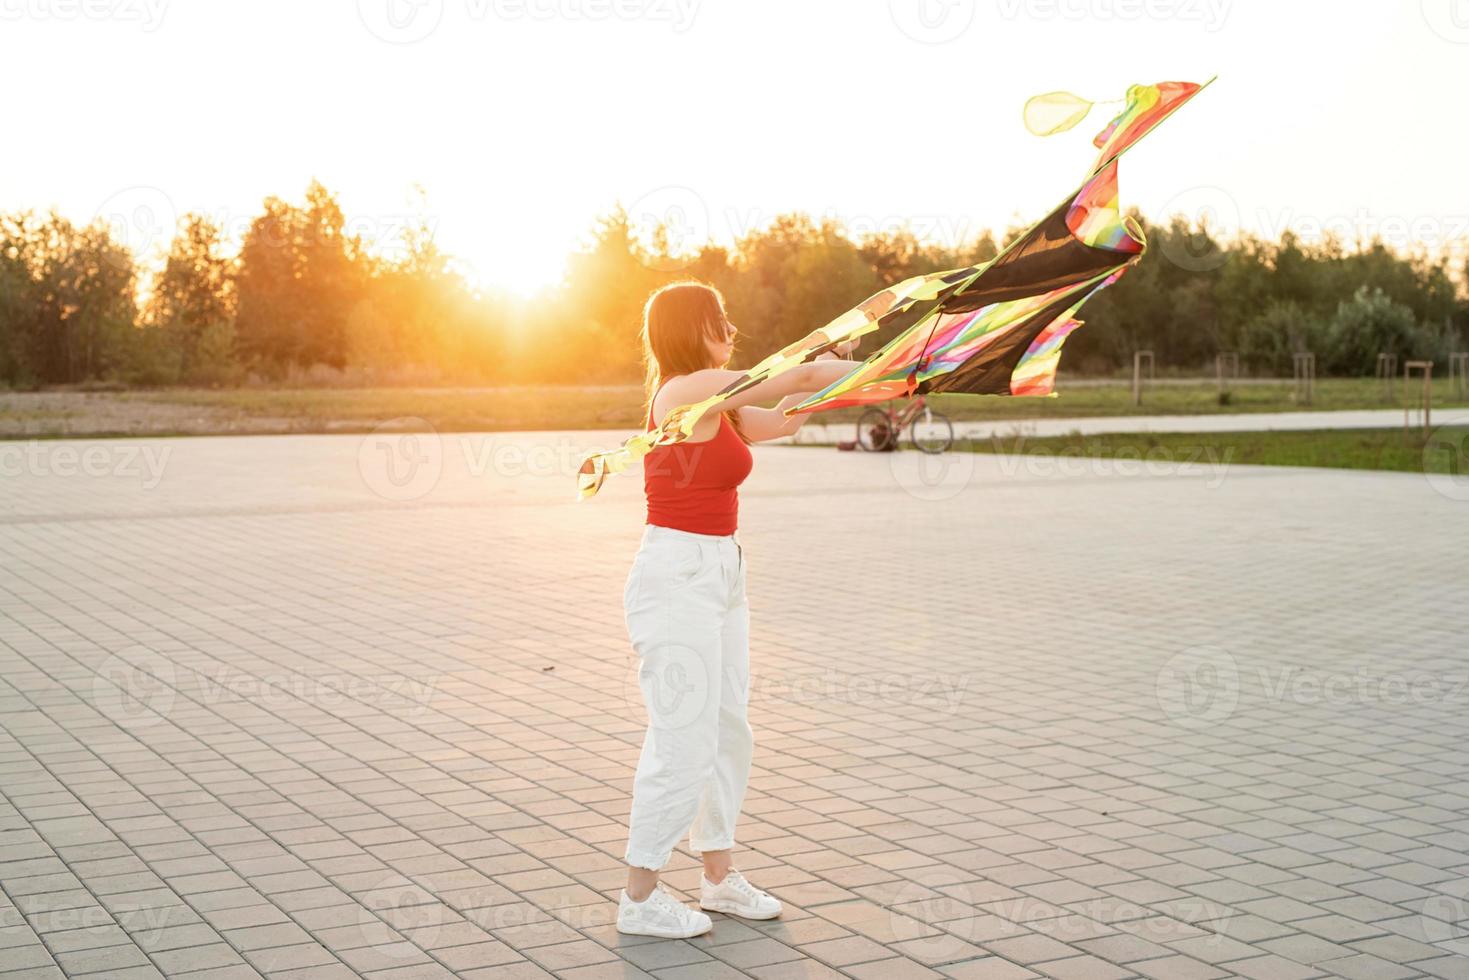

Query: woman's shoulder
left=652, top=369, right=739, bottom=420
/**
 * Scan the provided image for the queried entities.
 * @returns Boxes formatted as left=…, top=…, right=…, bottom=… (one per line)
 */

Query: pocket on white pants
left=625, top=533, right=705, bottom=624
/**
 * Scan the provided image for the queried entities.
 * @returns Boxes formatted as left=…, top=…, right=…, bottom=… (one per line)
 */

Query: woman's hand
left=817, top=338, right=860, bottom=361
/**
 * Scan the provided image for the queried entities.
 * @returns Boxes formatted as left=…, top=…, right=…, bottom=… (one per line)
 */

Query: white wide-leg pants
left=623, top=523, right=754, bottom=870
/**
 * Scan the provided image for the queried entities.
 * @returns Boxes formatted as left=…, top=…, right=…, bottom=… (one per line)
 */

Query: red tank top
left=644, top=381, right=753, bottom=535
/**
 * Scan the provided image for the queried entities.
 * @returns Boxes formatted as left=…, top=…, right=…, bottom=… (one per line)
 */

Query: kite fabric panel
left=575, top=266, right=978, bottom=499
left=575, top=78, right=1211, bottom=500
left=787, top=78, right=1210, bottom=415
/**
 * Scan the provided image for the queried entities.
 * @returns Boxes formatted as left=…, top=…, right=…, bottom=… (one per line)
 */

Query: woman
left=617, top=281, right=863, bottom=939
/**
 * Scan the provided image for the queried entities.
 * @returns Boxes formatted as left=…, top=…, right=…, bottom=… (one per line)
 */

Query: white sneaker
left=617, top=883, right=713, bottom=938
left=700, top=869, right=782, bottom=919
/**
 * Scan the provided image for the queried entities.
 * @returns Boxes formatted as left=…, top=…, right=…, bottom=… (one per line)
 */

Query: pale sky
left=4, top=0, right=1466, bottom=294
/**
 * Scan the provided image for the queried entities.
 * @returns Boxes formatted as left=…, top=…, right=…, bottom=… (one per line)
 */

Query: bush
left=187, top=321, right=243, bottom=385
left=1237, top=300, right=1325, bottom=376
left=1324, top=286, right=1427, bottom=375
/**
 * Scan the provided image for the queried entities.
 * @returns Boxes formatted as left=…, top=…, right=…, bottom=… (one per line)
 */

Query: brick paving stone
left=51, top=943, right=153, bottom=975
left=845, top=956, right=947, bottom=979
left=1030, top=954, right=1135, bottom=979
left=649, top=962, right=750, bottom=980
left=745, top=960, right=850, bottom=980
left=556, top=963, right=658, bottom=980
left=2, top=434, right=1467, bottom=979
left=1415, top=957, right=1469, bottom=980
left=799, top=934, right=893, bottom=967
left=458, top=962, right=556, bottom=980
left=618, top=939, right=714, bottom=971
left=1313, top=952, right=1425, bottom=980
left=1254, top=931, right=1353, bottom=964
left=1225, top=954, right=1329, bottom=980
left=986, top=934, right=1086, bottom=965
left=1129, top=954, right=1230, bottom=980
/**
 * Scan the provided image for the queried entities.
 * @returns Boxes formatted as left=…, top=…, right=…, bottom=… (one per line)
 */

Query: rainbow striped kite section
left=787, top=78, right=1209, bottom=416
left=576, top=79, right=1211, bottom=500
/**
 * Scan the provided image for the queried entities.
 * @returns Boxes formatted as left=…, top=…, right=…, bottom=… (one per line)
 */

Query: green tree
left=235, top=182, right=365, bottom=372
left=146, top=214, right=238, bottom=383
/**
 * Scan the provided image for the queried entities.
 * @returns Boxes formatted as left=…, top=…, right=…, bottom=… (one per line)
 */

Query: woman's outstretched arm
left=733, top=351, right=861, bottom=442
left=653, top=355, right=865, bottom=437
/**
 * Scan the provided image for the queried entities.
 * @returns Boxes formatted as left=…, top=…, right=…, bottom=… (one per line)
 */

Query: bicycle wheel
left=857, top=409, right=896, bottom=451
left=909, top=407, right=953, bottom=454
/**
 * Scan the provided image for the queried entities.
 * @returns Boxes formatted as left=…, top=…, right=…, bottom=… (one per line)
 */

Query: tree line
left=1, top=181, right=1463, bottom=389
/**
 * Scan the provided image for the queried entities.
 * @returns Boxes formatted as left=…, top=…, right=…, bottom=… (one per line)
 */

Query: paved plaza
left=783, top=409, right=1469, bottom=444
left=1, top=429, right=1467, bottom=980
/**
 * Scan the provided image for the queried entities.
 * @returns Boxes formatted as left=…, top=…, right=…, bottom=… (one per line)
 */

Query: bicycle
left=856, top=395, right=954, bottom=454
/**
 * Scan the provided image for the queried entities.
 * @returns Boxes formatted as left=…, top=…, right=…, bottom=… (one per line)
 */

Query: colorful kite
left=576, top=79, right=1212, bottom=500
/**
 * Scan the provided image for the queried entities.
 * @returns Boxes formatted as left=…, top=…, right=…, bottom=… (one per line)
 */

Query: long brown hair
left=640, top=282, right=750, bottom=443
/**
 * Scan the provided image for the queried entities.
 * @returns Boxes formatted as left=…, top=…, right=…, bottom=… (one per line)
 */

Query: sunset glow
left=5, top=1, right=1467, bottom=294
